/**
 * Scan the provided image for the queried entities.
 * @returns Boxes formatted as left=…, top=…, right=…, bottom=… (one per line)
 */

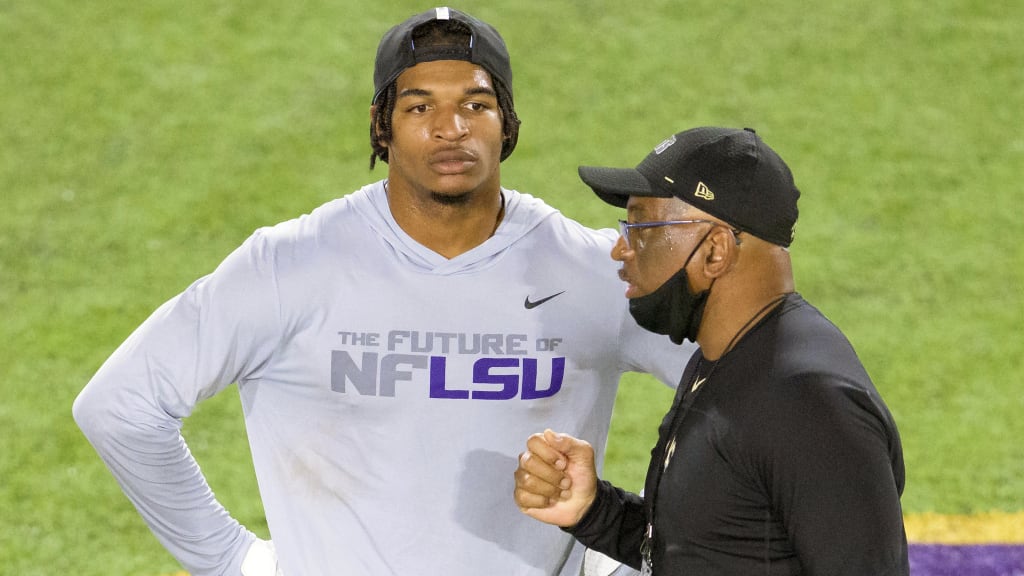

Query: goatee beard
left=430, top=191, right=472, bottom=206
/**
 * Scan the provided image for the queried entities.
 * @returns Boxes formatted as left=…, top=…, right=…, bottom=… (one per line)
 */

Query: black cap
left=579, top=127, right=800, bottom=247
left=372, top=7, right=513, bottom=105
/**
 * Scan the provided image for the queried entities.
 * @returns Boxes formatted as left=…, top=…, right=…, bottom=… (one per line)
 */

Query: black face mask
left=628, top=233, right=711, bottom=345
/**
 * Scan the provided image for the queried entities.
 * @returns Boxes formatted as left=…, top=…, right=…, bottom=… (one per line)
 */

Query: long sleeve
left=763, top=372, right=908, bottom=575
left=72, top=230, right=282, bottom=575
left=565, top=480, right=647, bottom=570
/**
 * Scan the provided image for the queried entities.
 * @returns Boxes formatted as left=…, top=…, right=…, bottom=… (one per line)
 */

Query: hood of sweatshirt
left=350, top=180, right=558, bottom=276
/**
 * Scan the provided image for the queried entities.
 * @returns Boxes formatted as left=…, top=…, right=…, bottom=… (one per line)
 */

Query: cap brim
left=578, top=166, right=667, bottom=208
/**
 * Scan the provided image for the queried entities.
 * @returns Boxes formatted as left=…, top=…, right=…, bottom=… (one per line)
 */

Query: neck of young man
left=385, top=179, right=505, bottom=259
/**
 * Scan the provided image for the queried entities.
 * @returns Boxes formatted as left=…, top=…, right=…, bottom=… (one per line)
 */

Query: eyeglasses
left=617, top=219, right=714, bottom=249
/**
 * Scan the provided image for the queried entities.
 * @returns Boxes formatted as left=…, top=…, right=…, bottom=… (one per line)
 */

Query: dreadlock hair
left=369, top=20, right=521, bottom=169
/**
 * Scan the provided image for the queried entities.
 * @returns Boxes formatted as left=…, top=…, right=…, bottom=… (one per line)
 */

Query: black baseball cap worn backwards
left=372, top=7, right=513, bottom=105
left=579, top=127, right=801, bottom=247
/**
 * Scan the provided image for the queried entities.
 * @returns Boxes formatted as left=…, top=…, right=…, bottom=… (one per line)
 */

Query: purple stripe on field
left=910, top=544, right=1024, bottom=576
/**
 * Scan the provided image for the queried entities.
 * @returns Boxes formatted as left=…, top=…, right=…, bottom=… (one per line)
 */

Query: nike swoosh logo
left=524, top=291, right=565, bottom=309
left=690, top=377, right=707, bottom=393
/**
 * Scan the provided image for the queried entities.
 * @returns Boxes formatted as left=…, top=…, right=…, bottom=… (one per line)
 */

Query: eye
left=406, top=103, right=430, bottom=114
left=465, top=101, right=489, bottom=112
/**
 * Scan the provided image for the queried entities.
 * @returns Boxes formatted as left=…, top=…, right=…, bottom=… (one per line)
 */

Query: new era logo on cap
left=694, top=182, right=715, bottom=201
left=578, top=126, right=801, bottom=247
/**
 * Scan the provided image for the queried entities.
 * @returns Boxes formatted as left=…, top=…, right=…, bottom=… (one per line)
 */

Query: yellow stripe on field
left=905, top=512, right=1024, bottom=543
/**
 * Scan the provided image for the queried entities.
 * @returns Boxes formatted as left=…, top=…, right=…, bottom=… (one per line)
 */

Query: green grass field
left=2, top=1, right=1022, bottom=574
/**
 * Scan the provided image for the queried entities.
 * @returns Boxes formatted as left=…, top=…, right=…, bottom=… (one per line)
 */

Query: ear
left=701, top=226, right=738, bottom=278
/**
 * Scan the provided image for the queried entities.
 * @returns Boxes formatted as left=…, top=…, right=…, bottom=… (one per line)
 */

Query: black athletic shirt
left=568, top=293, right=909, bottom=575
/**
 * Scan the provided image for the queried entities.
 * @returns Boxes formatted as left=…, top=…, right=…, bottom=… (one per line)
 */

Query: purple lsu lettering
left=331, top=351, right=564, bottom=400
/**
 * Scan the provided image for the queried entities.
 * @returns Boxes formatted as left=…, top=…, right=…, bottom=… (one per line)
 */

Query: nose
left=611, top=235, right=632, bottom=262
left=433, top=106, right=469, bottom=142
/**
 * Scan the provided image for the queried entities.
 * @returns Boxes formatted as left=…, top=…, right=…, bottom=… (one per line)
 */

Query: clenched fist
left=513, top=429, right=599, bottom=528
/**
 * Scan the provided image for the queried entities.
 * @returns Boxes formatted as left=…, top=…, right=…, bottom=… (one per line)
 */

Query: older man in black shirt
left=514, top=127, right=908, bottom=575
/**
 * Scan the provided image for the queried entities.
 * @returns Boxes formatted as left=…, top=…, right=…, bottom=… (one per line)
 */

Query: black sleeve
left=563, top=479, right=646, bottom=570
left=765, top=373, right=908, bottom=575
